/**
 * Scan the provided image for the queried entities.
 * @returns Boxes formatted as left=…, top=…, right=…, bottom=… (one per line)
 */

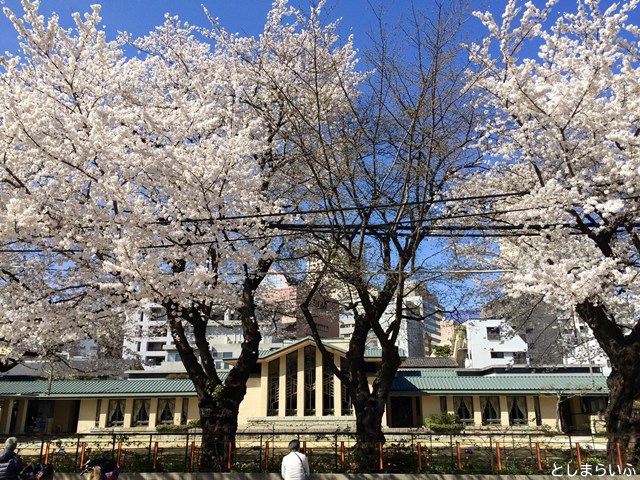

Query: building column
left=174, top=398, right=183, bottom=425
left=148, top=398, right=158, bottom=428
left=98, top=399, right=109, bottom=428
left=499, top=396, right=509, bottom=427
left=526, top=396, right=537, bottom=427
left=260, top=362, right=269, bottom=417
left=315, top=347, right=323, bottom=417
left=123, top=398, right=134, bottom=428
left=334, top=353, right=341, bottom=417
left=472, top=396, right=482, bottom=426
left=297, top=349, right=304, bottom=417
left=0, top=399, right=14, bottom=434
left=278, top=356, right=286, bottom=417
left=15, top=400, right=29, bottom=434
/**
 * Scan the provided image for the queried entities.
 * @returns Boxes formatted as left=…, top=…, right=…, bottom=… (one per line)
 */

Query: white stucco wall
left=465, top=319, right=528, bottom=369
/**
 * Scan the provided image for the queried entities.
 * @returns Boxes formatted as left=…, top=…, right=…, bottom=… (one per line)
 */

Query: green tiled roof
left=0, top=378, right=198, bottom=398
left=391, top=369, right=608, bottom=395
left=0, top=370, right=608, bottom=399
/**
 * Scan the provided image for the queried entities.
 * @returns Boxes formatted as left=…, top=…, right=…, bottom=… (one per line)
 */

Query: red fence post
left=341, top=441, right=345, bottom=470
left=116, top=442, right=122, bottom=467
left=379, top=442, right=383, bottom=470
left=227, top=441, right=232, bottom=471
left=79, top=442, right=86, bottom=469
left=152, top=441, right=159, bottom=470
left=616, top=441, right=623, bottom=470
left=456, top=441, right=462, bottom=470
left=265, top=441, right=270, bottom=470
left=189, top=441, right=196, bottom=470
left=496, top=441, right=502, bottom=472
left=576, top=442, right=582, bottom=467
left=417, top=442, right=422, bottom=471
left=536, top=442, right=542, bottom=471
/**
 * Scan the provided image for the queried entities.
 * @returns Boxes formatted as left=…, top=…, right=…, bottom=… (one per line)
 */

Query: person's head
left=288, top=439, right=300, bottom=452
left=88, top=466, right=102, bottom=480
left=5, top=437, right=17, bottom=452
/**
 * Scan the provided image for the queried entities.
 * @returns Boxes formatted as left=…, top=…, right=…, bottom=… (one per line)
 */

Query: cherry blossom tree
left=282, top=1, right=478, bottom=468
left=468, top=0, right=640, bottom=462
left=0, top=0, right=361, bottom=470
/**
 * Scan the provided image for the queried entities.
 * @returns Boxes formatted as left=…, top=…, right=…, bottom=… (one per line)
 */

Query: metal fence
left=15, top=430, right=637, bottom=475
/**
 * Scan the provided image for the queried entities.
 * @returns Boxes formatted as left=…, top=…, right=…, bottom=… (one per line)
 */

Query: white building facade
left=464, top=318, right=529, bottom=369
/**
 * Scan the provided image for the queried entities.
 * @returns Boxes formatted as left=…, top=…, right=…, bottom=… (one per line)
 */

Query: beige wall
left=238, top=376, right=263, bottom=425
left=539, top=396, right=558, bottom=429
left=77, top=399, right=99, bottom=433
left=420, top=396, right=442, bottom=421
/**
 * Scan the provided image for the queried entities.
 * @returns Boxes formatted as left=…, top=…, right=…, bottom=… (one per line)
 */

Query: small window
left=491, top=352, right=505, bottom=358
left=107, top=400, right=125, bottom=427
left=513, top=352, right=527, bottom=364
left=508, top=396, right=528, bottom=425
left=133, top=399, right=151, bottom=426
left=149, top=307, right=166, bottom=322
left=147, top=342, right=165, bottom=352
left=486, top=327, right=500, bottom=340
left=157, top=399, right=176, bottom=425
left=481, top=396, right=501, bottom=425
left=94, top=399, right=102, bottom=427
left=454, top=396, right=474, bottom=424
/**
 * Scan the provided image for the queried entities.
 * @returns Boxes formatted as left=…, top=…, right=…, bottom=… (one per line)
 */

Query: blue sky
left=1, top=1, right=638, bottom=61
left=0, top=0, right=499, bottom=55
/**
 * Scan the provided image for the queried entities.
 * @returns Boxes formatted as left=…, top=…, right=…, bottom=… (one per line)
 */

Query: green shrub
left=424, top=412, right=464, bottom=434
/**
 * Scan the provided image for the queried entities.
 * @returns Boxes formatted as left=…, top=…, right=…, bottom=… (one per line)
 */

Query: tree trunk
left=197, top=281, right=263, bottom=472
left=604, top=350, right=640, bottom=466
left=198, top=396, right=234, bottom=471
left=575, top=301, right=640, bottom=465
left=165, top=264, right=266, bottom=472
left=347, top=314, right=402, bottom=471
left=351, top=395, right=387, bottom=471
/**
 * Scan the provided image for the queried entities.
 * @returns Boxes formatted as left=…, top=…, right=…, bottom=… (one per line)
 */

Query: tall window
left=340, top=358, right=353, bottom=415
left=508, top=396, right=528, bottom=425
left=107, top=399, right=125, bottom=427
left=534, top=397, right=542, bottom=426
left=133, top=399, right=151, bottom=426
left=481, top=396, right=501, bottom=425
left=322, top=358, right=334, bottom=415
left=286, top=352, right=298, bottom=416
left=157, top=398, right=176, bottom=425
left=267, top=359, right=280, bottom=416
left=454, top=396, right=474, bottom=424
left=304, top=346, right=316, bottom=415
left=94, top=399, right=102, bottom=427
left=440, top=396, right=448, bottom=413
left=180, top=398, right=189, bottom=425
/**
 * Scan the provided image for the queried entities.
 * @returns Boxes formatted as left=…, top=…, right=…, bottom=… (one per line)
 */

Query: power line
left=151, top=190, right=530, bottom=224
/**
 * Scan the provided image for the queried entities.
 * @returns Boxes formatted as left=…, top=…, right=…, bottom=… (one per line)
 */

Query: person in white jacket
left=281, top=439, right=310, bottom=480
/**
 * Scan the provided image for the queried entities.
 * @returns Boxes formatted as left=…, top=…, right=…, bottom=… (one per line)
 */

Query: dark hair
left=288, top=439, right=300, bottom=451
